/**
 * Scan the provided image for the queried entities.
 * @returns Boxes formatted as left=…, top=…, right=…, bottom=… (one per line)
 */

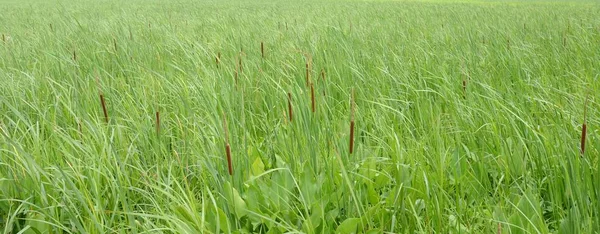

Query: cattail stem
left=156, top=111, right=160, bottom=136
left=349, top=88, right=355, bottom=154
left=99, top=94, right=108, bottom=123
left=223, top=113, right=233, bottom=176
left=310, top=83, right=315, bottom=113
left=261, top=42, right=264, bottom=59
left=288, top=92, right=293, bottom=122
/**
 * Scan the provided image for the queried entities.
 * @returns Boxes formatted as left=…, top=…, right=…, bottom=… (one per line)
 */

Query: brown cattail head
left=226, top=144, right=232, bottom=175
left=349, top=88, right=355, bottom=154
left=73, top=50, right=77, bottom=61
left=50, top=23, right=53, bottom=30
left=113, top=38, right=118, bottom=52
left=234, top=70, right=238, bottom=88
left=563, top=37, right=567, bottom=47
left=321, top=69, right=325, bottom=81
left=1, top=34, right=5, bottom=42
left=222, top=112, right=233, bottom=175
left=288, top=92, right=293, bottom=122
left=310, top=82, right=315, bottom=113
left=100, top=94, right=108, bottom=123
left=507, top=39, right=510, bottom=49
left=216, top=52, right=221, bottom=68
left=462, top=79, right=467, bottom=99
left=581, top=123, right=587, bottom=155
left=156, top=111, right=160, bottom=136
left=261, top=42, right=264, bottom=58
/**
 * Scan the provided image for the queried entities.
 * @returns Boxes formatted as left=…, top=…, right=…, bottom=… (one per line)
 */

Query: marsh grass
left=0, top=0, right=599, bottom=233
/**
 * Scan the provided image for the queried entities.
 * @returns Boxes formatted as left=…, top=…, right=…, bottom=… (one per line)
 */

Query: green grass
left=1, top=0, right=599, bottom=233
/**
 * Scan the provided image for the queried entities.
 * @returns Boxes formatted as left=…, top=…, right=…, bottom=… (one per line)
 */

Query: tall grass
left=0, top=0, right=599, bottom=233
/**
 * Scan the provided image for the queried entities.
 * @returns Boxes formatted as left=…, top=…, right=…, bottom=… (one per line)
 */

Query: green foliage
left=0, top=0, right=599, bottom=233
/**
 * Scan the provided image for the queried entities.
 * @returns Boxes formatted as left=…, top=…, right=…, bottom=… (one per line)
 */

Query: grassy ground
left=1, top=0, right=599, bottom=233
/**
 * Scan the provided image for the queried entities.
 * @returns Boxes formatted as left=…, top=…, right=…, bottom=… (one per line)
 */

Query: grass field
left=1, top=0, right=599, bottom=233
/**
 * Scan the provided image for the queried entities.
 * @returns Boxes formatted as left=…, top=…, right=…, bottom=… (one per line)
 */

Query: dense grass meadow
left=1, top=0, right=599, bottom=233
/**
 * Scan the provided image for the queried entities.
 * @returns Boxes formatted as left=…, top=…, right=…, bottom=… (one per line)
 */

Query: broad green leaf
left=336, top=218, right=361, bottom=234
left=224, top=182, right=248, bottom=217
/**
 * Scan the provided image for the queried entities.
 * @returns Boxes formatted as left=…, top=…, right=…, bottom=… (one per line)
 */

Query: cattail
left=581, top=123, right=587, bottom=155
left=99, top=94, right=108, bottom=123
left=216, top=52, right=220, bottom=68
left=129, top=28, right=133, bottom=40
left=2, top=34, right=5, bottom=42
left=261, top=42, right=264, bottom=59
left=73, top=50, right=77, bottom=61
left=223, top=113, right=233, bottom=175
left=50, top=23, right=53, bottom=30
left=285, top=22, right=288, bottom=30
left=563, top=37, right=567, bottom=47
left=349, top=89, right=355, bottom=154
left=234, top=70, right=238, bottom=87
left=113, top=38, right=118, bottom=52
left=310, top=82, right=315, bottom=113
left=156, top=111, right=160, bottom=136
left=507, top=39, right=510, bottom=50
left=462, top=79, right=467, bottom=99
left=288, top=92, right=293, bottom=122
left=497, top=222, right=501, bottom=234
